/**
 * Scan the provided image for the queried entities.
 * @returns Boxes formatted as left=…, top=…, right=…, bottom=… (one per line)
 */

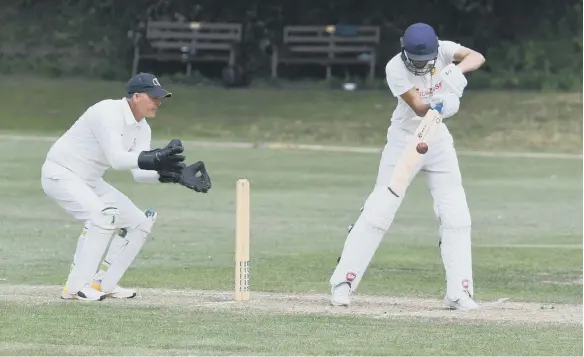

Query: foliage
left=0, top=0, right=581, bottom=90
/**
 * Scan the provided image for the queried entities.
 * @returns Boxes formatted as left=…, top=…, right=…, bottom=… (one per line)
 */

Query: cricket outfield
left=0, top=78, right=582, bottom=355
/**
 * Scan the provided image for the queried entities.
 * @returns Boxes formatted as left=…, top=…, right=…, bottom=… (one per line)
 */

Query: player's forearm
left=456, top=52, right=485, bottom=73
left=131, top=169, right=160, bottom=183
left=109, top=152, right=141, bottom=170
left=412, top=103, right=432, bottom=117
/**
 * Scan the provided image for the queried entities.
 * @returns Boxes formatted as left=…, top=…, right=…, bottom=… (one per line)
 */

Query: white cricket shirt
left=44, top=98, right=158, bottom=182
left=385, top=40, right=462, bottom=125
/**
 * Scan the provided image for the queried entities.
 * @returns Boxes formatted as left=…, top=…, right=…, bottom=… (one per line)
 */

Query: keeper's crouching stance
left=40, top=73, right=212, bottom=301
left=330, top=23, right=486, bottom=310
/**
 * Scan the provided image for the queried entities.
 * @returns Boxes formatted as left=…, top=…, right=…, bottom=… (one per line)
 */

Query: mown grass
left=1, top=302, right=582, bottom=356
left=0, top=75, right=581, bottom=152
left=1, top=140, right=581, bottom=304
left=0, top=76, right=581, bottom=356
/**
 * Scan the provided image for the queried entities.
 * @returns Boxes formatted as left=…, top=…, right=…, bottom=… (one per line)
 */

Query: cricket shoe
left=330, top=282, right=351, bottom=307
left=61, top=284, right=106, bottom=301
left=443, top=291, right=479, bottom=310
left=91, top=280, right=137, bottom=299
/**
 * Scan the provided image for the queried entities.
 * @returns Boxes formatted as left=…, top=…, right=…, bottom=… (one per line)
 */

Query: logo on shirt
left=416, top=81, right=443, bottom=97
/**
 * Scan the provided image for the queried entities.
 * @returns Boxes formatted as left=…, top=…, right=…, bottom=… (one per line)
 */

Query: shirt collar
left=121, top=98, right=145, bottom=126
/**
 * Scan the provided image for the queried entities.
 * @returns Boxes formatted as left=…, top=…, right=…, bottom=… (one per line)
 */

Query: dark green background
left=0, top=0, right=581, bottom=90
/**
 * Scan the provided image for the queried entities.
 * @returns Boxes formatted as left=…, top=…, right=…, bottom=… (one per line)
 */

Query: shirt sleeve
left=385, top=60, right=414, bottom=97
left=130, top=124, right=160, bottom=183
left=92, top=104, right=141, bottom=171
left=439, top=40, right=462, bottom=64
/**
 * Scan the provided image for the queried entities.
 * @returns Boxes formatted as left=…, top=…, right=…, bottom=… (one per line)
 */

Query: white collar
left=121, top=98, right=145, bottom=126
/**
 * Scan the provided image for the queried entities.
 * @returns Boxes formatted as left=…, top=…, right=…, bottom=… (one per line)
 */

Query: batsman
left=41, top=72, right=212, bottom=301
left=330, top=23, right=486, bottom=309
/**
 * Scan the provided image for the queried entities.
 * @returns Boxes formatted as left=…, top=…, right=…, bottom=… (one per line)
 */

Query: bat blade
left=387, top=109, right=443, bottom=197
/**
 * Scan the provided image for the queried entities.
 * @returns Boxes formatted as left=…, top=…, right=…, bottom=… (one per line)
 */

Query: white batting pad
left=66, top=208, right=119, bottom=292
left=71, top=223, right=89, bottom=269
left=99, top=210, right=157, bottom=293
left=440, top=226, right=474, bottom=299
left=95, top=233, right=129, bottom=280
left=330, top=186, right=403, bottom=291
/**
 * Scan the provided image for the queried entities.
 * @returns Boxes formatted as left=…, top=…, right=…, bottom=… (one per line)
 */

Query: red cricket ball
left=416, top=142, right=428, bottom=154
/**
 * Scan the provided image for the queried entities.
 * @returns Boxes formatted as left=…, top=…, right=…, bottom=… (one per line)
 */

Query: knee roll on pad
left=434, top=188, right=472, bottom=228
left=92, top=207, right=120, bottom=230
left=361, top=210, right=393, bottom=232
left=360, top=187, right=396, bottom=232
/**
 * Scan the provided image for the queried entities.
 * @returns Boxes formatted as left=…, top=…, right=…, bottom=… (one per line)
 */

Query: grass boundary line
left=2, top=133, right=581, bottom=160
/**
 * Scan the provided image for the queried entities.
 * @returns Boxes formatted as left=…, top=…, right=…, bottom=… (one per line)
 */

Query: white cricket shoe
left=92, top=280, right=137, bottom=299
left=330, top=282, right=351, bottom=306
left=444, top=291, right=479, bottom=310
left=61, top=284, right=106, bottom=301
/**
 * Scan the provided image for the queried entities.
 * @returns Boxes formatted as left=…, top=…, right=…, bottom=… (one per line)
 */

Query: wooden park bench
left=271, top=25, right=380, bottom=80
left=130, top=21, right=242, bottom=76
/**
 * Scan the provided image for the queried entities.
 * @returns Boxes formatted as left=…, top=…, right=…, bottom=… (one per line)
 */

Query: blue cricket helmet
left=400, top=23, right=439, bottom=75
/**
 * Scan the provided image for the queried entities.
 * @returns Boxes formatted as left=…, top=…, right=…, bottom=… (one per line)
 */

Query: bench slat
left=147, top=21, right=241, bottom=31
left=284, top=25, right=379, bottom=32
left=146, top=30, right=241, bottom=41
left=139, top=54, right=233, bottom=65
left=150, top=41, right=234, bottom=50
left=284, top=36, right=379, bottom=44
left=287, top=45, right=375, bottom=53
left=278, top=58, right=372, bottom=64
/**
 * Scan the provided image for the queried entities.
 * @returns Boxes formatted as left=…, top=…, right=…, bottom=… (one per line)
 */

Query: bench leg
left=271, top=50, right=278, bottom=79
left=229, top=50, right=236, bottom=67
left=369, top=53, right=376, bottom=80
left=131, top=46, right=140, bottom=75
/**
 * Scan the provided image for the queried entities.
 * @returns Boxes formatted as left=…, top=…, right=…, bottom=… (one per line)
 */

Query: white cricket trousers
left=330, top=119, right=474, bottom=300
left=41, top=159, right=150, bottom=292
left=40, top=160, right=144, bottom=228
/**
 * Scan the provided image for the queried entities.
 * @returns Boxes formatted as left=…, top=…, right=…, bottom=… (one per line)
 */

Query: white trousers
left=41, top=160, right=144, bottom=229
left=41, top=160, right=150, bottom=292
left=330, top=120, right=474, bottom=299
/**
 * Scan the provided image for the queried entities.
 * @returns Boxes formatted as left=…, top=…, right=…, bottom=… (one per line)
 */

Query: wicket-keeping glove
left=138, top=138, right=185, bottom=171
left=177, top=161, right=212, bottom=193
left=158, top=162, right=185, bottom=183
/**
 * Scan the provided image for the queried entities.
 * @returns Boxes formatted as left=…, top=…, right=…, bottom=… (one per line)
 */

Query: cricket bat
left=387, top=106, right=443, bottom=198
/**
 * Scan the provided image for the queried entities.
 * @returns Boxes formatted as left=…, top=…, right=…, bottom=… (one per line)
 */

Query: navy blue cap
left=126, top=72, right=172, bottom=98
left=401, top=23, right=439, bottom=61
